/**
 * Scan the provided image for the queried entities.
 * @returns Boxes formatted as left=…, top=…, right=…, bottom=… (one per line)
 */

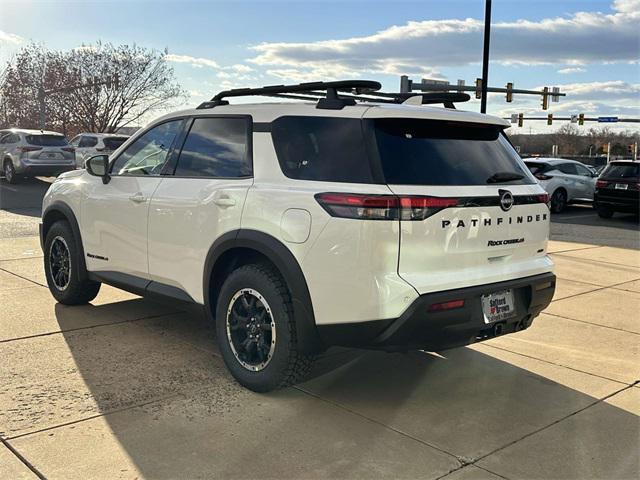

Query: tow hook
left=493, top=323, right=504, bottom=336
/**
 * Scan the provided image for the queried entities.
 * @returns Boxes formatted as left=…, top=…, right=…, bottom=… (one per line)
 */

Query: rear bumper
left=594, top=190, right=639, bottom=212
left=16, top=163, right=75, bottom=176
left=318, top=272, right=556, bottom=351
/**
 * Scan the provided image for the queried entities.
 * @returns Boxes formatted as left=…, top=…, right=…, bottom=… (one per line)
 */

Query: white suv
left=40, top=81, right=556, bottom=392
left=69, top=133, right=130, bottom=168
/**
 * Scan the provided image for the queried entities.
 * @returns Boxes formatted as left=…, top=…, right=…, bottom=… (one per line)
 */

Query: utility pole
left=480, top=0, right=492, bottom=113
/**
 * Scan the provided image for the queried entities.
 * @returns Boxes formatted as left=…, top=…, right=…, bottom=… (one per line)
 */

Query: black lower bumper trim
left=318, top=272, right=556, bottom=351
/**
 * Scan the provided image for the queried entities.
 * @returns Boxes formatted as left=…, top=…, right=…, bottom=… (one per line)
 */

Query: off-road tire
left=550, top=189, right=567, bottom=213
left=3, top=160, right=18, bottom=184
left=596, top=205, right=614, bottom=219
left=215, top=263, right=314, bottom=392
left=44, top=220, right=101, bottom=304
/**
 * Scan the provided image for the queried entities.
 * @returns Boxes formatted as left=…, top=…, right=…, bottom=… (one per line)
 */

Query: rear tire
left=550, top=189, right=567, bottom=213
left=44, top=220, right=101, bottom=304
left=596, top=205, right=614, bottom=219
left=215, top=263, right=314, bottom=392
left=3, top=160, right=18, bottom=184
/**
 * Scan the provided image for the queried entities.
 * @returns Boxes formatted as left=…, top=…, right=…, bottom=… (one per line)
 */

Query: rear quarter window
left=271, top=116, right=375, bottom=184
left=602, top=163, right=639, bottom=179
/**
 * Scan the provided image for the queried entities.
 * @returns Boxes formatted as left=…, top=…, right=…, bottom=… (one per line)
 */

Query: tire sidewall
left=4, top=160, right=16, bottom=184
left=215, top=266, right=294, bottom=392
left=551, top=189, right=566, bottom=213
left=44, top=221, right=81, bottom=302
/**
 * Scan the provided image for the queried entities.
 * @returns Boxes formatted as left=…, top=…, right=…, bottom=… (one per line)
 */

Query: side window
left=79, top=136, right=98, bottom=148
left=557, top=163, right=578, bottom=175
left=575, top=164, right=592, bottom=177
left=69, top=136, right=81, bottom=147
left=0, top=135, right=8, bottom=144
left=174, top=117, right=251, bottom=178
left=111, top=120, right=182, bottom=176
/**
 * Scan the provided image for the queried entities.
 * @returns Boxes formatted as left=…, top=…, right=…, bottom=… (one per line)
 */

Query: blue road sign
left=598, top=116, right=619, bottom=123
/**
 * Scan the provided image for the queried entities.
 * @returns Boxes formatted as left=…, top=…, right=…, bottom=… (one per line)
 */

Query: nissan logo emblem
left=499, top=190, right=514, bottom=212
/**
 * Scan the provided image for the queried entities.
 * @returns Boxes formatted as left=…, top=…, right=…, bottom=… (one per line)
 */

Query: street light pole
left=480, top=0, right=492, bottom=114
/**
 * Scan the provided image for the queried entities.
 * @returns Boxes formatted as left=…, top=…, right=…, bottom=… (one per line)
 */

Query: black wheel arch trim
left=204, top=229, right=322, bottom=354
left=41, top=201, right=89, bottom=281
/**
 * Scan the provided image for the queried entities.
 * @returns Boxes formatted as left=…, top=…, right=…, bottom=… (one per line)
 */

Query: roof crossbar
left=196, top=80, right=471, bottom=110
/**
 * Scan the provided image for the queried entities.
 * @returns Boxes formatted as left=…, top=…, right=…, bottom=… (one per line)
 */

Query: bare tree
left=0, top=42, right=186, bottom=135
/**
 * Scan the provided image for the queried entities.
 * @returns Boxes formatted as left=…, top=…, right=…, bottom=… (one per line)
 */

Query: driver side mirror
left=85, top=155, right=111, bottom=184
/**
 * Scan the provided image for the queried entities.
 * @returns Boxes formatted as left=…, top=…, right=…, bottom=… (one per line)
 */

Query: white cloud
left=558, top=67, right=586, bottom=74
left=250, top=1, right=639, bottom=80
left=0, top=30, right=23, bottom=45
left=166, top=54, right=220, bottom=69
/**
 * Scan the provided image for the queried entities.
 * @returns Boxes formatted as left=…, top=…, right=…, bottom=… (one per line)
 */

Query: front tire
left=215, top=263, right=314, bottom=392
left=3, top=160, right=18, bottom=184
left=44, top=220, right=101, bottom=304
left=550, top=189, right=567, bottom=213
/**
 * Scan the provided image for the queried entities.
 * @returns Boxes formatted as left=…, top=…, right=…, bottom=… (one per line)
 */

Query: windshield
left=26, top=135, right=69, bottom=146
left=373, top=119, right=534, bottom=186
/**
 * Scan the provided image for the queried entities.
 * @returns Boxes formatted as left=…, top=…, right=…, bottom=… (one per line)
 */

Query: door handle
left=129, top=192, right=147, bottom=203
left=213, top=196, right=236, bottom=207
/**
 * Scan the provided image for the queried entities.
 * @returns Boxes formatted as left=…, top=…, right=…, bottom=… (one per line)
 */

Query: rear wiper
left=486, top=172, right=525, bottom=184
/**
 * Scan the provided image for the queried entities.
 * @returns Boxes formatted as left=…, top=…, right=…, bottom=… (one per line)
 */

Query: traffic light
left=518, top=113, right=523, bottom=127
left=506, top=82, right=513, bottom=103
left=602, top=143, right=609, bottom=154
left=475, top=78, right=482, bottom=99
left=547, top=113, right=553, bottom=125
left=541, top=87, right=549, bottom=110
left=629, top=144, right=635, bottom=155
left=578, top=113, right=585, bottom=125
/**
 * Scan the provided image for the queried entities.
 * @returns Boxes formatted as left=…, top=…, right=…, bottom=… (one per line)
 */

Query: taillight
left=536, top=193, right=549, bottom=207
left=62, top=147, right=75, bottom=153
left=596, top=180, right=609, bottom=188
left=314, top=193, right=459, bottom=221
left=535, top=173, right=553, bottom=180
left=428, top=299, right=465, bottom=312
left=18, top=146, right=42, bottom=153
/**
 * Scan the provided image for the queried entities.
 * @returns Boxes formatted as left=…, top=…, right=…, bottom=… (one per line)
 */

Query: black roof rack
left=196, top=80, right=470, bottom=110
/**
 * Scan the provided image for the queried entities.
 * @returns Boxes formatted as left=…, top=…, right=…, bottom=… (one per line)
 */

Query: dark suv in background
left=594, top=161, right=639, bottom=218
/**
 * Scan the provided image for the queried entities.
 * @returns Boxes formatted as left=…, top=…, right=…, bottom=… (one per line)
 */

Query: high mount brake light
left=314, top=193, right=459, bottom=220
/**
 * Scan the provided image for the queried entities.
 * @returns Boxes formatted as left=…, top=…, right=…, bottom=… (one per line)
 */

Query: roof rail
left=196, top=80, right=471, bottom=110
left=197, top=80, right=382, bottom=110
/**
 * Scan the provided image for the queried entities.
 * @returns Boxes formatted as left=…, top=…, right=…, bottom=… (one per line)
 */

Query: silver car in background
left=524, top=158, right=598, bottom=213
left=0, top=129, right=76, bottom=184
left=69, top=133, right=129, bottom=168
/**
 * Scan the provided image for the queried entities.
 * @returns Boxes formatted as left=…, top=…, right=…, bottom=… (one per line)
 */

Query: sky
left=0, top=0, right=638, bottom=133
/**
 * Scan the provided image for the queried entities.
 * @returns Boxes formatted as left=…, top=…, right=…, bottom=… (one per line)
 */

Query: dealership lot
left=1, top=179, right=638, bottom=479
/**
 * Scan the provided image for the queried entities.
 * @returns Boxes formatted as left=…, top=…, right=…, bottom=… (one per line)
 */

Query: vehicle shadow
left=553, top=205, right=639, bottom=230
left=0, top=176, right=53, bottom=216
left=38, top=299, right=639, bottom=478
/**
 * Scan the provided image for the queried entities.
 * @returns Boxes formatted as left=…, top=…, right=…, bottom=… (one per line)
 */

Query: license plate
left=615, top=183, right=628, bottom=190
left=481, top=289, right=516, bottom=323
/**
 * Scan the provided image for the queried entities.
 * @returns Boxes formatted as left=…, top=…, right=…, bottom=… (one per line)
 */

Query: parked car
left=524, top=158, right=598, bottom=213
left=69, top=133, right=130, bottom=168
left=40, top=80, right=555, bottom=392
left=594, top=160, right=639, bottom=218
left=0, top=129, right=76, bottom=184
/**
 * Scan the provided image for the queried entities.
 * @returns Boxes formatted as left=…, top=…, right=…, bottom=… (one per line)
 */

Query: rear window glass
left=374, top=119, right=533, bottom=186
left=103, top=137, right=128, bottom=150
left=601, top=163, right=639, bottom=179
left=271, top=116, right=375, bottom=183
left=525, top=162, right=549, bottom=174
left=26, top=135, right=68, bottom=146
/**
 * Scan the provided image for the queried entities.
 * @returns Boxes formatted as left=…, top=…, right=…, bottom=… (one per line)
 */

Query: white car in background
left=524, top=158, right=598, bottom=213
left=69, top=133, right=129, bottom=168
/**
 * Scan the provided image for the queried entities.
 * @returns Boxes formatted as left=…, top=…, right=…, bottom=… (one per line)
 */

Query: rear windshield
left=524, top=161, right=550, bottom=174
left=374, top=119, right=533, bottom=186
left=601, top=163, right=639, bottom=179
left=26, top=135, right=68, bottom=147
left=103, top=137, right=128, bottom=150
left=271, top=116, right=375, bottom=183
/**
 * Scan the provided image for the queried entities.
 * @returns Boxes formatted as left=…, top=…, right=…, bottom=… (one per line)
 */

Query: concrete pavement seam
left=554, top=274, right=640, bottom=289
left=0, top=435, right=47, bottom=479
left=551, top=252, right=640, bottom=270
left=0, top=266, right=46, bottom=287
left=294, top=385, right=466, bottom=468
left=0, top=255, right=44, bottom=262
left=481, top=343, right=630, bottom=386
left=470, top=382, right=638, bottom=466
left=543, top=311, right=640, bottom=336
left=548, top=245, right=602, bottom=255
